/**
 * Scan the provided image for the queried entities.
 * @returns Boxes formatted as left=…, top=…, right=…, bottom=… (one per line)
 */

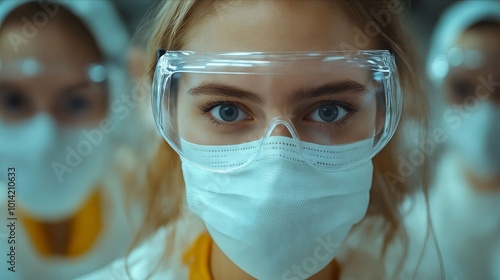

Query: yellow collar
left=19, top=189, right=103, bottom=257
left=182, top=232, right=341, bottom=280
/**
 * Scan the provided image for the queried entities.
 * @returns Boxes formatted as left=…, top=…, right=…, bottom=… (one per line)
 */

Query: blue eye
left=449, top=79, right=475, bottom=103
left=2, top=91, right=27, bottom=112
left=210, top=103, right=249, bottom=122
left=309, top=104, right=347, bottom=123
left=65, top=95, right=90, bottom=114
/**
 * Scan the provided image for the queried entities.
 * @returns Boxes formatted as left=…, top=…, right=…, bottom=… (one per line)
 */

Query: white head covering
left=0, top=1, right=151, bottom=220
left=0, top=0, right=138, bottom=143
left=427, top=0, right=500, bottom=86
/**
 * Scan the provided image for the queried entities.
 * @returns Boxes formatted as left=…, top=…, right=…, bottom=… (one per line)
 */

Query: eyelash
left=198, top=99, right=246, bottom=128
left=314, top=99, right=359, bottom=132
left=197, top=98, right=360, bottom=130
left=198, top=99, right=234, bottom=113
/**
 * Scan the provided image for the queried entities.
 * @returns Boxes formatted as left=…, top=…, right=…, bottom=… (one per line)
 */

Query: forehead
left=184, top=0, right=364, bottom=52
left=455, top=25, right=500, bottom=52
left=0, top=22, right=102, bottom=83
left=0, top=21, right=100, bottom=69
left=447, top=26, right=500, bottom=75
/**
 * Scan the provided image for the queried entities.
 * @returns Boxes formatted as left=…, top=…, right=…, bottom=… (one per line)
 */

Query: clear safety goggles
left=0, top=57, right=108, bottom=81
left=0, top=58, right=109, bottom=125
left=153, top=50, right=402, bottom=172
left=429, top=48, right=500, bottom=106
left=430, top=47, right=500, bottom=79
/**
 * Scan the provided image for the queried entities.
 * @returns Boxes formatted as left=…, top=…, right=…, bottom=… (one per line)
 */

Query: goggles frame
left=153, top=50, right=403, bottom=172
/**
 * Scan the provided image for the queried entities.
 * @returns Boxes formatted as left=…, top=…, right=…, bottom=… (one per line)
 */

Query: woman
left=83, top=0, right=430, bottom=279
left=416, top=1, right=500, bottom=279
left=0, top=1, right=149, bottom=279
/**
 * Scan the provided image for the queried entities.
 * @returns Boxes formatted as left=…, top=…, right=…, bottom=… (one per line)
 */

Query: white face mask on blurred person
left=446, top=102, right=500, bottom=178
left=0, top=114, right=113, bottom=221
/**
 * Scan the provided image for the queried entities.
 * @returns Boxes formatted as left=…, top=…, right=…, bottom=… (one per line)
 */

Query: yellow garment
left=19, top=190, right=103, bottom=257
left=182, top=233, right=341, bottom=280
left=183, top=232, right=213, bottom=280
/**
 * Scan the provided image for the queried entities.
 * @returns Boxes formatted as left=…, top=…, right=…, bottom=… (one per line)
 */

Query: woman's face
left=444, top=25, right=500, bottom=106
left=0, top=21, right=107, bottom=125
left=443, top=24, right=500, bottom=187
left=174, top=0, right=380, bottom=146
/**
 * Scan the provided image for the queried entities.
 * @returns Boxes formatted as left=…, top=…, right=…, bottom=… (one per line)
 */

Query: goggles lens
left=153, top=51, right=402, bottom=171
left=0, top=58, right=108, bottom=124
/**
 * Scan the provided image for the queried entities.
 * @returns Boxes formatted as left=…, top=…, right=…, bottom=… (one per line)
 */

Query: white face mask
left=0, top=114, right=114, bottom=221
left=182, top=136, right=373, bottom=279
left=445, top=102, right=500, bottom=178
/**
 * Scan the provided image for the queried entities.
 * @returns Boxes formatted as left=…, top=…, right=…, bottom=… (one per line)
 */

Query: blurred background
left=111, top=0, right=461, bottom=51
left=0, top=0, right=497, bottom=279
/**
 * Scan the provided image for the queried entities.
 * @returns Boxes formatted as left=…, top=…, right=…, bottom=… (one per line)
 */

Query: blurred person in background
left=406, top=1, right=500, bottom=279
left=0, top=1, right=153, bottom=279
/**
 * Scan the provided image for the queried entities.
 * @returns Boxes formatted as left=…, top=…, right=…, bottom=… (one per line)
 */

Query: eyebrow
left=187, top=79, right=367, bottom=104
left=188, top=82, right=264, bottom=105
left=289, top=80, right=367, bottom=103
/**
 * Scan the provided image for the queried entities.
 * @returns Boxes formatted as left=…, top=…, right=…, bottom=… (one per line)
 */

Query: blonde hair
left=136, top=0, right=429, bottom=274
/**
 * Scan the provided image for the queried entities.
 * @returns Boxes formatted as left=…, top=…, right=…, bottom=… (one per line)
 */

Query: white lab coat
left=336, top=200, right=442, bottom=280
left=426, top=152, right=500, bottom=279
left=84, top=202, right=440, bottom=280
left=366, top=152, right=500, bottom=280
left=77, top=211, right=206, bottom=280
